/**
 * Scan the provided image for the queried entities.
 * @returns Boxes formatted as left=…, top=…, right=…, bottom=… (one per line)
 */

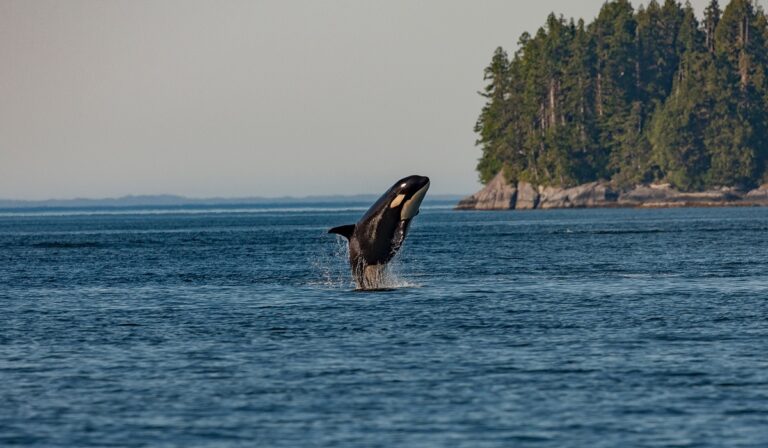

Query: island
left=458, top=0, right=768, bottom=210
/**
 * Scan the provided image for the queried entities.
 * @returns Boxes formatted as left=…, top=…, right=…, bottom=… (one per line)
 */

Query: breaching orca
left=329, top=175, right=430, bottom=290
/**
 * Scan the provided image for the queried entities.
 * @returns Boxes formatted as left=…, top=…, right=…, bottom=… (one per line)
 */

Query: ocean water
left=1, top=204, right=767, bottom=447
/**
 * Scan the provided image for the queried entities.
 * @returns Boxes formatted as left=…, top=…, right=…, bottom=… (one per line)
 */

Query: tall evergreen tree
left=704, top=0, right=722, bottom=53
left=650, top=2, right=710, bottom=190
left=561, top=19, right=602, bottom=182
left=591, top=0, right=638, bottom=152
left=475, top=47, right=512, bottom=183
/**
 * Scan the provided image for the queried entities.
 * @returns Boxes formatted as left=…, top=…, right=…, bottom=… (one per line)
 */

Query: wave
left=30, top=242, right=102, bottom=249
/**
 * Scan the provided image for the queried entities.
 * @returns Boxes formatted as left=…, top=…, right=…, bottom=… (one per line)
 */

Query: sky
left=1, top=0, right=716, bottom=200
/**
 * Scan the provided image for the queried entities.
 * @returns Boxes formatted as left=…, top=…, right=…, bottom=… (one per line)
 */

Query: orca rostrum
left=329, top=175, right=430, bottom=290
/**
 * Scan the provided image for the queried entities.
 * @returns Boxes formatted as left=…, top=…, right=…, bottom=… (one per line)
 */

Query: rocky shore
left=456, top=172, right=768, bottom=210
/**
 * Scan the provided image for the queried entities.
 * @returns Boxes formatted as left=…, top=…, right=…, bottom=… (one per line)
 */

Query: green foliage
left=474, top=0, right=768, bottom=191
left=475, top=47, right=512, bottom=184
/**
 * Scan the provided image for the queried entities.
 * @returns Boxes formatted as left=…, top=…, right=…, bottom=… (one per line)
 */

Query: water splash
left=310, top=235, right=420, bottom=290
left=310, top=235, right=353, bottom=288
left=375, top=250, right=421, bottom=290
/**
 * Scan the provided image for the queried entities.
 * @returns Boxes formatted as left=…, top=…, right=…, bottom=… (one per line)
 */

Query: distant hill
left=0, top=194, right=463, bottom=209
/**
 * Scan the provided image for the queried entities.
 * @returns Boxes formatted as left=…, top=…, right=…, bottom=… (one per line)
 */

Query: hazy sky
left=1, top=0, right=715, bottom=199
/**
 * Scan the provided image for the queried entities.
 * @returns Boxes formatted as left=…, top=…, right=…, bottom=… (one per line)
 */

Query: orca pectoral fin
left=328, top=224, right=356, bottom=239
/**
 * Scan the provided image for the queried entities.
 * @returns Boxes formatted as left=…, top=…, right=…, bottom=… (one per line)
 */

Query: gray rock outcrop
left=455, top=172, right=516, bottom=210
left=539, top=182, right=618, bottom=209
left=745, top=184, right=768, bottom=202
left=516, top=182, right=539, bottom=209
left=618, top=184, right=743, bottom=207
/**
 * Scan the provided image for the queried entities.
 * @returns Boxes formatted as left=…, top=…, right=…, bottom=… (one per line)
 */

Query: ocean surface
left=1, top=203, right=767, bottom=447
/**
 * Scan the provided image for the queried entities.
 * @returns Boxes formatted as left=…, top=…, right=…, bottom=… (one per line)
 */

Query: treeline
left=475, top=0, right=768, bottom=191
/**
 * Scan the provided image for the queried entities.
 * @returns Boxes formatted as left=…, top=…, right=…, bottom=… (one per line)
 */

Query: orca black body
left=329, top=175, right=430, bottom=289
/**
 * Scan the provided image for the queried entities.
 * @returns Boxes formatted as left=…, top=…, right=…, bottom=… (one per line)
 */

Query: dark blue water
left=2, top=205, right=767, bottom=447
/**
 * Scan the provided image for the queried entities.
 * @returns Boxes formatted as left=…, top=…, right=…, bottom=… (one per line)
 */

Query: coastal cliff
left=456, top=174, right=768, bottom=210
left=456, top=172, right=517, bottom=210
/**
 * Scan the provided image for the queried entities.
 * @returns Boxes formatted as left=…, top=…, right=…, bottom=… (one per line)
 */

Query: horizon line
left=0, top=192, right=465, bottom=207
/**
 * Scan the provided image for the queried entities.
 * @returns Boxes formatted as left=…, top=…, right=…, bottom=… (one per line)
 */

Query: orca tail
left=328, top=224, right=355, bottom=240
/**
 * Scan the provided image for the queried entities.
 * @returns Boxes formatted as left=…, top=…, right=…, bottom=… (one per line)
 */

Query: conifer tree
left=475, top=47, right=512, bottom=183
left=705, top=0, right=722, bottom=53
left=591, top=0, right=638, bottom=163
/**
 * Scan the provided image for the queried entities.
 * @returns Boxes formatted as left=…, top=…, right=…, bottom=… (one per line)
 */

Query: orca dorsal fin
left=328, top=224, right=356, bottom=239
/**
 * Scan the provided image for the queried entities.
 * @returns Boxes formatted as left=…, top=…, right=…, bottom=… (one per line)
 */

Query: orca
left=329, top=175, right=430, bottom=289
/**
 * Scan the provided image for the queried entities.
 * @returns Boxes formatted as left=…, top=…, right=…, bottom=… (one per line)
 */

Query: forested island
left=459, top=0, right=768, bottom=210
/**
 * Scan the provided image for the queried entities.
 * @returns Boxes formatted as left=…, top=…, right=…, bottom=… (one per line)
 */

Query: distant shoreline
left=0, top=194, right=463, bottom=210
